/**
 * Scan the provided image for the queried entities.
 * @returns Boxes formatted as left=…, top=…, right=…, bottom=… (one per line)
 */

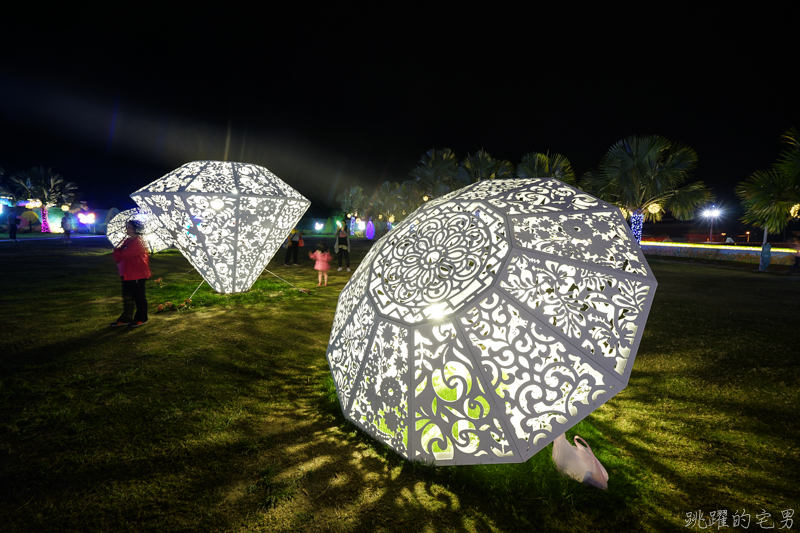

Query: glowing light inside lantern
left=426, top=303, right=447, bottom=319
left=357, top=220, right=366, bottom=230
left=210, top=198, right=225, bottom=210
left=315, top=222, right=324, bottom=230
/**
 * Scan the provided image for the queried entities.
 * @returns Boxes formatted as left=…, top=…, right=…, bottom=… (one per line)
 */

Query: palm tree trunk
left=630, top=211, right=644, bottom=243
left=40, top=207, right=50, bottom=233
left=763, top=227, right=768, bottom=245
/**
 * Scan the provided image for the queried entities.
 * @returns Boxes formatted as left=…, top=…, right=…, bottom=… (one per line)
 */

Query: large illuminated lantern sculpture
left=131, top=161, right=310, bottom=294
left=325, top=178, right=657, bottom=465
left=107, top=208, right=172, bottom=253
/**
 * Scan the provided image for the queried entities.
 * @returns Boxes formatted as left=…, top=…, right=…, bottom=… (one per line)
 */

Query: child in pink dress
left=308, top=242, right=332, bottom=286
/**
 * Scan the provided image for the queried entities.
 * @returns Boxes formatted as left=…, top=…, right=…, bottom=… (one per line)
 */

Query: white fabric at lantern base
left=131, top=161, right=310, bottom=294
left=325, top=178, right=657, bottom=465
left=107, top=208, right=172, bottom=253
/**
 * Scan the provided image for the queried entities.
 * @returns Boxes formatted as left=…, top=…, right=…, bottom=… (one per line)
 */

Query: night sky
left=2, top=8, right=798, bottom=227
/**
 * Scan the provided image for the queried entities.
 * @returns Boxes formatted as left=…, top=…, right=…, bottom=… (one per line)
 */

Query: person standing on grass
left=334, top=221, right=351, bottom=272
left=110, top=220, right=151, bottom=327
left=284, top=228, right=302, bottom=266
left=308, top=242, right=332, bottom=286
left=6, top=209, right=19, bottom=242
left=61, top=212, right=73, bottom=243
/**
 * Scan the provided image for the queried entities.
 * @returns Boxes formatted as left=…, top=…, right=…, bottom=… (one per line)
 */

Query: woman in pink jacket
left=110, top=220, right=152, bottom=327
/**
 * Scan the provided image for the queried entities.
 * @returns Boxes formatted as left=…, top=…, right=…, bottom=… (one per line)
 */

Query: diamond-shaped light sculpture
left=325, top=178, right=657, bottom=465
left=131, top=161, right=310, bottom=294
left=107, top=208, right=172, bottom=253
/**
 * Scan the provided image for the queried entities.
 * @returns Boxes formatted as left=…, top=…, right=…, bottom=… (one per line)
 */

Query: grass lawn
left=1, top=237, right=798, bottom=532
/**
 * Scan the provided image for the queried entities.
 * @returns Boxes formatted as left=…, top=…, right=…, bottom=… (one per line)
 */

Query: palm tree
left=457, top=150, right=515, bottom=184
left=581, top=135, right=713, bottom=243
left=736, top=127, right=800, bottom=242
left=9, top=167, right=78, bottom=233
left=336, top=185, right=367, bottom=234
left=336, top=185, right=366, bottom=217
left=403, top=148, right=459, bottom=212
left=516, top=151, right=577, bottom=185
left=371, top=181, right=402, bottom=230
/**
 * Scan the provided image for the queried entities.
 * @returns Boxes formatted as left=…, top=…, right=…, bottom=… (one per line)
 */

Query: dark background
left=1, top=7, right=798, bottom=233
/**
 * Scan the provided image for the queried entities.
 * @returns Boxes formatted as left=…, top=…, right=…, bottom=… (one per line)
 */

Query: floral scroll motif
left=499, top=252, right=652, bottom=379
left=459, top=292, right=614, bottom=459
left=326, top=297, right=376, bottom=409
left=411, top=321, right=515, bottom=463
left=350, top=321, right=410, bottom=457
left=512, top=211, right=650, bottom=276
left=487, top=178, right=610, bottom=215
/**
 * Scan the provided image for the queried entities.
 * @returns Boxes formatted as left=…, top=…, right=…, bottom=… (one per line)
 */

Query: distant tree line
left=337, top=131, right=800, bottom=244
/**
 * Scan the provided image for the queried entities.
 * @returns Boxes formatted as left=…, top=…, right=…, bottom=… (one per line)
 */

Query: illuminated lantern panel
left=325, top=178, right=657, bottom=465
left=131, top=161, right=310, bottom=294
left=107, top=208, right=172, bottom=253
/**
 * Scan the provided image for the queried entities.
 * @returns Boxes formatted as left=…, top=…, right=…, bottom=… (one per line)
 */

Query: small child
left=308, top=242, right=332, bottom=286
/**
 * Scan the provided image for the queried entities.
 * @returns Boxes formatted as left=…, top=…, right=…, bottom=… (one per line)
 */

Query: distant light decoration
left=325, top=178, right=656, bottom=465
left=378, top=214, right=383, bottom=220
left=366, top=218, right=375, bottom=239
left=26, top=199, right=42, bottom=209
left=702, top=206, right=721, bottom=242
left=630, top=212, right=644, bottom=243
left=107, top=208, right=172, bottom=253
left=647, top=204, right=661, bottom=214
left=791, top=204, right=800, bottom=218
left=315, top=222, right=324, bottom=230
left=131, top=160, right=310, bottom=294
left=61, top=205, right=70, bottom=212
left=422, top=195, right=429, bottom=202
left=77, top=213, right=95, bottom=224
left=640, top=241, right=796, bottom=252
left=357, top=220, right=366, bottom=230
left=388, top=215, right=395, bottom=223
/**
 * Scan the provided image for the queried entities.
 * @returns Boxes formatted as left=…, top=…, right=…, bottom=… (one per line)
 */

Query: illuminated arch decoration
left=325, top=178, right=657, bottom=465
left=131, top=161, right=310, bottom=294
left=107, top=208, right=172, bottom=253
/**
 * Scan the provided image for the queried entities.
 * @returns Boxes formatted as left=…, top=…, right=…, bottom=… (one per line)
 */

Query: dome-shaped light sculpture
left=131, top=161, right=310, bottom=294
left=325, top=178, right=657, bottom=465
left=107, top=208, right=172, bottom=253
